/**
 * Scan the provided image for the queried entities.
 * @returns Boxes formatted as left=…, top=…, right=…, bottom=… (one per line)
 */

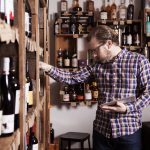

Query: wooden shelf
left=0, top=129, right=20, bottom=150
left=55, top=34, right=88, bottom=38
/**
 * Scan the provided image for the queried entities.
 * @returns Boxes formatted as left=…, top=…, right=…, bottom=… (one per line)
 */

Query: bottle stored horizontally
left=127, top=0, right=134, bottom=20
left=50, top=123, right=54, bottom=144
left=10, top=57, right=20, bottom=131
left=1, top=57, right=15, bottom=136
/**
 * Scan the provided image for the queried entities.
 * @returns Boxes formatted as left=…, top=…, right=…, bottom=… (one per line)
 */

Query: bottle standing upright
left=1, top=57, right=15, bottom=136
left=50, top=123, right=55, bottom=144
left=9, top=57, right=20, bottom=131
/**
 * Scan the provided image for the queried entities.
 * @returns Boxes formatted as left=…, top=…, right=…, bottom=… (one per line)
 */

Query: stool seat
left=60, top=132, right=91, bottom=150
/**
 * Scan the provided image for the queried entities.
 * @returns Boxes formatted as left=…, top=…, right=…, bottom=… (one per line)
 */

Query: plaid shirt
left=47, top=49, right=150, bottom=138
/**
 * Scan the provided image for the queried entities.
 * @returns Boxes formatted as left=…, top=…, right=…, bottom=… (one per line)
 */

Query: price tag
left=113, top=20, right=118, bottom=25
left=126, top=20, right=132, bottom=24
left=86, top=101, right=91, bottom=106
left=73, top=34, right=79, bottom=38
left=120, top=20, right=125, bottom=25
left=130, top=46, right=135, bottom=51
left=101, top=20, right=106, bottom=24
left=79, top=101, right=85, bottom=106
left=148, top=42, right=150, bottom=47
left=71, top=102, right=77, bottom=107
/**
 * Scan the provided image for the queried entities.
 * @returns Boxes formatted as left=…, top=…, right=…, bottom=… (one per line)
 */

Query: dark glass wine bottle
left=10, top=57, right=20, bottom=131
left=29, top=125, right=38, bottom=149
left=50, top=123, right=54, bottom=144
left=127, top=0, right=134, bottom=20
left=26, top=60, right=33, bottom=109
left=0, top=0, right=5, bottom=20
left=1, top=57, right=15, bottom=136
left=25, top=0, right=32, bottom=38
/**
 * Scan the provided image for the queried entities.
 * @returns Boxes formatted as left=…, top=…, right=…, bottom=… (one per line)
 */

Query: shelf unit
left=0, top=0, right=50, bottom=149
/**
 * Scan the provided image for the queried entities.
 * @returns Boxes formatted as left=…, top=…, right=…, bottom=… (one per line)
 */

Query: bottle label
left=100, top=12, right=107, bottom=20
left=111, top=9, right=117, bottom=19
left=61, top=2, right=67, bottom=12
left=15, top=90, right=20, bottom=114
left=72, top=58, right=78, bottom=67
left=77, top=95, right=84, bottom=100
left=127, top=34, right=132, bottom=45
left=32, top=143, right=38, bottom=150
left=2, top=114, right=14, bottom=134
left=63, top=94, right=69, bottom=101
left=55, top=24, right=59, bottom=34
left=85, top=92, right=92, bottom=100
left=57, top=57, right=63, bottom=67
left=119, top=9, right=126, bottom=19
left=64, top=59, right=70, bottom=67
left=93, top=91, right=98, bottom=98
left=28, top=91, right=33, bottom=105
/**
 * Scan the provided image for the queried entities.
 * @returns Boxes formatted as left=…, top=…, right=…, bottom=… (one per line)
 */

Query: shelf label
left=79, top=101, right=85, bottom=106
left=101, top=20, right=107, bottom=24
left=113, top=20, right=118, bottom=25
left=71, top=102, right=77, bottom=107
left=127, top=20, right=132, bottom=24
left=73, top=34, right=79, bottom=38
left=120, top=20, right=125, bottom=25
left=86, top=101, right=91, bottom=106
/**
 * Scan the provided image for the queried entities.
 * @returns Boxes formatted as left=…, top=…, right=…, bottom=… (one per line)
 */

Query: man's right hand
left=39, top=61, right=52, bottom=72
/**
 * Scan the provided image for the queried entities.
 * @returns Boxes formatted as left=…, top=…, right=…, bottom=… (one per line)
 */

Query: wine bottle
left=29, top=125, right=38, bottom=150
left=76, top=83, right=84, bottom=101
left=105, top=0, right=111, bottom=20
left=69, top=85, right=77, bottom=101
left=72, top=0, right=82, bottom=13
left=63, top=85, right=70, bottom=102
left=0, top=0, right=5, bottom=21
left=63, top=49, right=70, bottom=68
left=1, top=57, right=15, bottom=136
left=26, top=60, right=33, bottom=109
left=86, top=0, right=94, bottom=12
left=57, top=48, right=63, bottom=68
left=110, top=0, right=117, bottom=20
left=25, top=0, right=32, bottom=38
left=60, top=0, right=68, bottom=13
left=91, top=82, right=98, bottom=101
left=50, top=123, right=54, bottom=144
left=100, top=0, right=107, bottom=20
left=5, top=0, right=14, bottom=26
left=84, top=84, right=92, bottom=101
left=127, top=0, right=134, bottom=20
left=119, top=0, right=127, bottom=20
left=9, top=57, right=20, bottom=131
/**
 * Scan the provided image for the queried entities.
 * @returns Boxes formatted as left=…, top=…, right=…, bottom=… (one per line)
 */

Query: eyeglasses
left=89, top=43, right=104, bottom=53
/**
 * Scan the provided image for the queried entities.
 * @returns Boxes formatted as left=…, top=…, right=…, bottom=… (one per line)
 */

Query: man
left=40, top=25, right=150, bottom=150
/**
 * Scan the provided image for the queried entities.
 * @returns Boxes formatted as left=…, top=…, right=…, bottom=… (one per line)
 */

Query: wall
left=48, top=0, right=150, bottom=148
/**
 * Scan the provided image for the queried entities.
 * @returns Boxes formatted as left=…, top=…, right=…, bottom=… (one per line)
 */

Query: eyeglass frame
left=89, top=42, right=105, bottom=53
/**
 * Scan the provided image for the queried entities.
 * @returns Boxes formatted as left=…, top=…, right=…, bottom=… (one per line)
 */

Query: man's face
left=89, top=37, right=113, bottom=63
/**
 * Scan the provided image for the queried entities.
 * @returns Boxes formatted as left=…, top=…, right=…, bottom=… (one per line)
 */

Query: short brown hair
left=87, top=25, right=119, bottom=44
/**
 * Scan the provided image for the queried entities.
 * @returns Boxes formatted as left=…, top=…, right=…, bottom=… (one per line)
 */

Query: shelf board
left=55, top=34, right=88, bottom=38
left=0, top=129, right=20, bottom=150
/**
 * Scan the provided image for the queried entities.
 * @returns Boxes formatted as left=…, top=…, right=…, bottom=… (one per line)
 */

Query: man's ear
left=106, top=40, right=113, bottom=49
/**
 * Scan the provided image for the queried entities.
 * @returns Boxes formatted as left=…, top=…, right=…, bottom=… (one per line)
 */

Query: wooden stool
left=60, top=132, right=91, bottom=150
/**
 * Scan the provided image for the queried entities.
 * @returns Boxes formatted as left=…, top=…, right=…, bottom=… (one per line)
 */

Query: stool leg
left=88, top=137, right=91, bottom=150
left=81, top=141, right=84, bottom=150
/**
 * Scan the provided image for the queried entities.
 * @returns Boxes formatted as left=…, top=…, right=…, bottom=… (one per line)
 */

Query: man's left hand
left=100, top=101, right=127, bottom=113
